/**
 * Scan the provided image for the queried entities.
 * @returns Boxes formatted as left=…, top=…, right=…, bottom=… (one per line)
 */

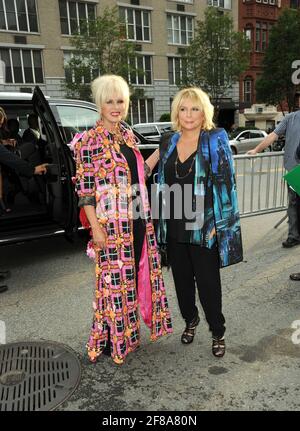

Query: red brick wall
left=239, top=0, right=292, bottom=111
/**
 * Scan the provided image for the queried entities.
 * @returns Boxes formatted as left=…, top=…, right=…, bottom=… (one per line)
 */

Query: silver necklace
left=174, top=151, right=197, bottom=179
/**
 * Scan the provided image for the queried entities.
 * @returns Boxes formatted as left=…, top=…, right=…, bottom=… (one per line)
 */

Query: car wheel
left=263, top=146, right=272, bottom=152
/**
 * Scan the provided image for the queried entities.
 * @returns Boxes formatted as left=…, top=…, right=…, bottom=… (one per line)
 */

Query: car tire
left=263, top=146, right=272, bottom=152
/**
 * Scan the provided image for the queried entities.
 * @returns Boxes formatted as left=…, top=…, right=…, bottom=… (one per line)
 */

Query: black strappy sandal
left=181, top=314, right=200, bottom=344
left=212, top=336, right=225, bottom=358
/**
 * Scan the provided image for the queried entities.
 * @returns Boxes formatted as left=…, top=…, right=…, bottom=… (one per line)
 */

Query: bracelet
left=144, top=162, right=151, bottom=178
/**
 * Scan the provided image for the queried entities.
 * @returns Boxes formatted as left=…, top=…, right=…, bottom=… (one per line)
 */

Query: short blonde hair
left=171, top=87, right=215, bottom=132
left=91, top=74, right=130, bottom=120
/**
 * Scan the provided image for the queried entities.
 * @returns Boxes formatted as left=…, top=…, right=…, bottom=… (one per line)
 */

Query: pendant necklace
left=174, top=151, right=197, bottom=179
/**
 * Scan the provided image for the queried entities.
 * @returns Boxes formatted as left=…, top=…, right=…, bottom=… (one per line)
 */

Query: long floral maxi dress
left=74, top=123, right=173, bottom=365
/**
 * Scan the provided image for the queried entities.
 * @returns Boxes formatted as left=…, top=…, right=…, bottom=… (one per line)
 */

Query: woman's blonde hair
left=0, top=106, right=7, bottom=125
left=91, top=74, right=130, bottom=120
left=171, top=87, right=215, bottom=132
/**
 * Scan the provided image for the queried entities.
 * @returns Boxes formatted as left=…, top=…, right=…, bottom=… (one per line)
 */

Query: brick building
left=238, top=0, right=299, bottom=130
left=0, top=0, right=239, bottom=125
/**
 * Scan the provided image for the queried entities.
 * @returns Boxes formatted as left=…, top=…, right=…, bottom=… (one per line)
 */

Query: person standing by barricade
left=248, top=109, right=300, bottom=248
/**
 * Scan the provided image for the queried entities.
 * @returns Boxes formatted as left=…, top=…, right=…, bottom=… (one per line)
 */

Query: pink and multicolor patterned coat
left=74, top=122, right=173, bottom=365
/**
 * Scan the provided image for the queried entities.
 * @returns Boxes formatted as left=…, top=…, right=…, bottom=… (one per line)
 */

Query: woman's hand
left=145, top=148, right=160, bottom=172
left=82, top=205, right=107, bottom=249
left=92, top=225, right=107, bottom=250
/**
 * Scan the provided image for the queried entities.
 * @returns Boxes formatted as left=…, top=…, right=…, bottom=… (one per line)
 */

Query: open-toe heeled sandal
left=181, top=315, right=200, bottom=344
left=212, top=336, right=225, bottom=358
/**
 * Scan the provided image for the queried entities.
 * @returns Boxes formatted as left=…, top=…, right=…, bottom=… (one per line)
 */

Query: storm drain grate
left=0, top=341, right=81, bottom=411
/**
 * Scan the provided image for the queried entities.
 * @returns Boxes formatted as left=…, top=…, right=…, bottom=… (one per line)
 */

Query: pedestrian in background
left=0, top=144, right=47, bottom=292
left=288, top=138, right=300, bottom=281
left=0, top=106, right=16, bottom=214
left=74, top=74, right=172, bottom=365
left=155, top=87, right=243, bottom=357
left=248, top=109, right=300, bottom=248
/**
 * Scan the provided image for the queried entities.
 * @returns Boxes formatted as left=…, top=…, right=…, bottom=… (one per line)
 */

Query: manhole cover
left=0, top=341, right=81, bottom=411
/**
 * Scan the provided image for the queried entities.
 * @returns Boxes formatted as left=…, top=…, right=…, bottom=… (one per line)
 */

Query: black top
left=0, top=144, right=34, bottom=178
left=120, top=143, right=139, bottom=186
left=119, top=143, right=145, bottom=270
left=164, top=146, right=197, bottom=242
left=0, top=127, right=10, bottom=141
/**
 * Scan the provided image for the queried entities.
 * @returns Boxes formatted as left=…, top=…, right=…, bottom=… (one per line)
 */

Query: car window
left=134, top=125, right=159, bottom=137
left=250, top=131, right=263, bottom=139
left=55, top=105, right=99, bottom=137
left=157, top=124, right=172, bottom=133
left=239, top=132, right=250, bottom=139
left=3, top=106, right=33, bottom=136
left=229, top=130, right=241, bottom=139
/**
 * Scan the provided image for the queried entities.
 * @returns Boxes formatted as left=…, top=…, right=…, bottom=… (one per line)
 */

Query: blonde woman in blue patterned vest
left=155, top=87, right=243, bottom=358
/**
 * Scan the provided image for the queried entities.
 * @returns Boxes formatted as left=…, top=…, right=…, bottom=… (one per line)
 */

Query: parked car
left=228, top=129, right=269, bottom=155
left=272, top=135, right=285, bottom=151
left=132, top=122, right=172, bottom=143
left=0, top=87, right=154, bottom=246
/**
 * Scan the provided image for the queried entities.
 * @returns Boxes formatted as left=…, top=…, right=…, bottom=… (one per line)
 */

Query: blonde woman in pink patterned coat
left=74, top=74, right=172, bottom=365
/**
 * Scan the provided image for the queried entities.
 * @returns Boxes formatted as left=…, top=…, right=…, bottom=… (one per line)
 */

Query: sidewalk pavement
left=0, top=211, right=299, bottom=411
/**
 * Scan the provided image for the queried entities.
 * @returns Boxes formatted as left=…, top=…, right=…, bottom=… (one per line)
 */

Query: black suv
left=0, top=87, right=156, bottom=245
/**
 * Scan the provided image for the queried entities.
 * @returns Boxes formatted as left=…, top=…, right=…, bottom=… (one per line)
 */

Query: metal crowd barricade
left=140, top=143, right=288, bottom=218
left=233, top=151, right=287, bottom=218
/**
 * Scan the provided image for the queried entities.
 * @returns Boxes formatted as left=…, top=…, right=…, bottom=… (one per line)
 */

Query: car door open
left=32, top=86, right=77, bottom=236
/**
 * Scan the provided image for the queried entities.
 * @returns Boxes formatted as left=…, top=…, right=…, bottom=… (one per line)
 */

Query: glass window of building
left=0, top=48, right=43, bottom=83
left=244, top=27, right=252, bottom=41
left=167, top=14, right=193, bottom=45
left=168, top=57, right=186, bottom=86
left=172, top=0, right=193, bottom=3
left=207, top=0, right=232, bottom=9
left=255, top=23, right=261, bottom=52
left=63, top=51, right=98, bottom=84
left=0, top=0, right=38, bottom=32
left=119, top=7, right=151, bottom=42
left=130, top=99, right=154, bottom=124
left=243, top=78, right=252, bottom=103
left=59, top=0, right=96, bottom=36
left=129, top=55, right=152, bottom=85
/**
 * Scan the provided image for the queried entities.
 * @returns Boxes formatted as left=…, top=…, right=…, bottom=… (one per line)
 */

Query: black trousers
left=167, top=238, right=225, bottom=338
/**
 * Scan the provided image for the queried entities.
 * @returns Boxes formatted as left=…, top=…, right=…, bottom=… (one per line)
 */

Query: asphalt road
left=0, top=212, right=299, bottom=411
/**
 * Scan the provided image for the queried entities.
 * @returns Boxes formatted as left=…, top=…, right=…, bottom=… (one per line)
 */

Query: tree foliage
left=256, top=8, right=300, bottom=113
left=64, top=7, right=136, bottom=100
left=181, top=7, right=251, bottom=115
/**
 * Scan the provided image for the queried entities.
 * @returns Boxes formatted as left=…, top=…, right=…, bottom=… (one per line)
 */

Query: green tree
left=63, top=7, right=136, bottom=100
left=256, top=8, right=300, bottom=113
left=159, top=113, right=171, bottom=122
left=181, top=7, right=250, bottom=119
